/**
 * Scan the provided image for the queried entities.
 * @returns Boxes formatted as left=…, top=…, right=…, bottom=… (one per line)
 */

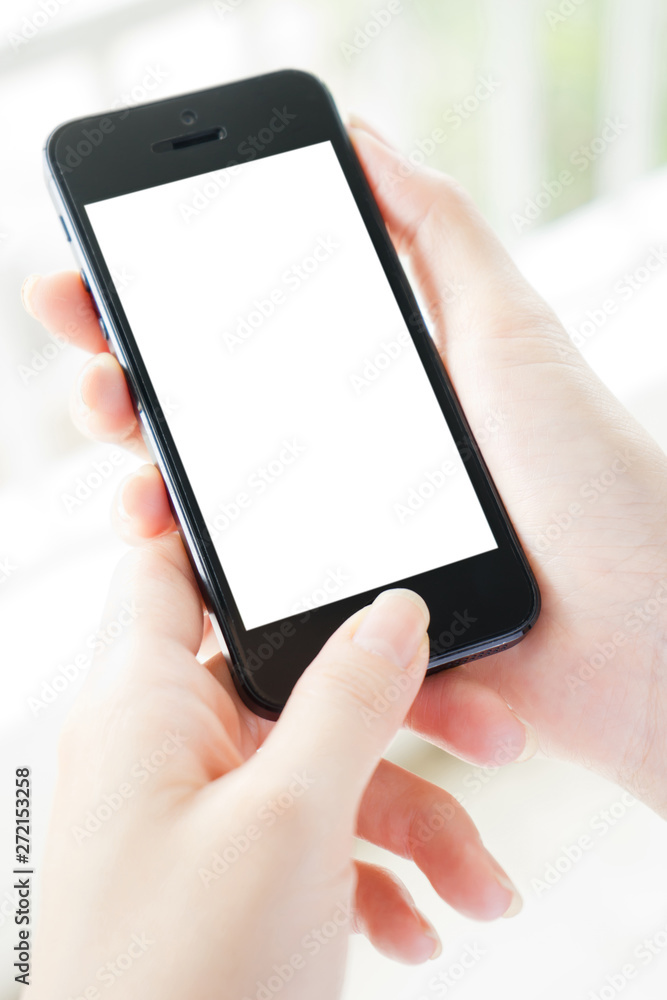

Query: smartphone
left=45, top=69, right=540, bottom=719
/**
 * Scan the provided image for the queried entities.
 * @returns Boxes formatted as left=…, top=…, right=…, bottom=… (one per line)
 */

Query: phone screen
left=85, top=140, right=497, bottom=632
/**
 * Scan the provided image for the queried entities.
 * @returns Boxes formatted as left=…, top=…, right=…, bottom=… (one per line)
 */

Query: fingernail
left=346, top=112, right=397, bottom=150
left=410, top=908, right=442, bottom=961
left=76, top=354, right=106, bottom=420
left=479, top=850, right=522, bottom=919
left=510, top=712, right=539, bottom=763
left=492, top=863, right=523, bottom=918
left=499, top=874, right=523, bottom=918
left=77, top=353, right=125, bottom=421
left=353, top=589, right=429, bottom=669
left=75, top=363, right=92, bottom=420
left=425, top=929, right=442, bottom=961
left=347, top=111, right=371, bottom=131
left=118, top=466, right=155, bottom=523
left=21, top=274, right=41, bottom=319
left=117, top=478, right=132, bottom=522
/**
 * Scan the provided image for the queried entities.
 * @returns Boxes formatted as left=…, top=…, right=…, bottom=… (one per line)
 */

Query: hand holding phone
left=27, top=528, right=525, bottom=996
left=26, top=102, right=667, bottom=1000
left=31, top=104, right=667, bottom=803
left=45, top=70, right=539, bottom=717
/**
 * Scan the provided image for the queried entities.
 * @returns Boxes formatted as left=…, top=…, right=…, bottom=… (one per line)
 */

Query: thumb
left=262, top=589, right=430, bottom=818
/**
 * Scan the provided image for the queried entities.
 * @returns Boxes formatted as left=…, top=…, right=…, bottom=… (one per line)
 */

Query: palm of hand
left=387, top=169, right=667, bottom=806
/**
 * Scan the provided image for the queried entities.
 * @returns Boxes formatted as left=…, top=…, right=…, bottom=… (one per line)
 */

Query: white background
left=2, top=3, right=667, bottom=999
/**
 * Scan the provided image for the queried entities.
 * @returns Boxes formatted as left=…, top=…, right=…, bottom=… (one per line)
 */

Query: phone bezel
left=45, top=69, right=540, bottom=718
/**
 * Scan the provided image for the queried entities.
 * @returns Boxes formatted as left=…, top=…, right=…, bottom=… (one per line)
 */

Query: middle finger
left=357, top=758, right=522, bottom=921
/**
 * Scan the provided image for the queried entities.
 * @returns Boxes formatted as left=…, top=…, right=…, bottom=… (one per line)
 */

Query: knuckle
left=433, top=171, right=477, bottom=216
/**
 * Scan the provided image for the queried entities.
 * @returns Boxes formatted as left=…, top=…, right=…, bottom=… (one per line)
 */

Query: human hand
left=23, top=110, right=667, bottom=821
left=27, top=531, right=524, bottom=999
left=23, top=109, right=667, bottom=820
left=344, top=117, right=667, bottom=816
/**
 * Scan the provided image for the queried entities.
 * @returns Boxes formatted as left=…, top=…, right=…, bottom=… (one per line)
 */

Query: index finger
left=22, top=271, right=109, bottom=355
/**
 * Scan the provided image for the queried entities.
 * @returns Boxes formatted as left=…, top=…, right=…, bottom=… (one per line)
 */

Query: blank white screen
left=86, top=141, right=496, bottom=631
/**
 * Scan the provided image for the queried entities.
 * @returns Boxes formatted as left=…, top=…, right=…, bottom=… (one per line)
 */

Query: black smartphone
left=45, top=69, right=539, bottom=719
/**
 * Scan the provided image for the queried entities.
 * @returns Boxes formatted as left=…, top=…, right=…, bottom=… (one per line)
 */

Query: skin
left=21, top=118, right=667, bottom=998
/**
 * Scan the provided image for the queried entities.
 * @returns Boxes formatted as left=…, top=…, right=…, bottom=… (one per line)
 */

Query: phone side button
left=98, top=317, right=109, bottom=340
left=79, top=269, right=91, bottom=293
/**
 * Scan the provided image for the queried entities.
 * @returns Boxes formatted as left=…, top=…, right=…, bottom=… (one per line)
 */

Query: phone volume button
left=98, top=317, right=109, bottom=340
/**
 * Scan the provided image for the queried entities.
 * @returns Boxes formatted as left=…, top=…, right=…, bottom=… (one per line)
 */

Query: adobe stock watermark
left=105, top=264, right=133, bottom=291
left=380, top=76, right=501, bottom=191
left=566, top=579, right=667, bottom=693
left=212, top=0, right=245, bottom=17
left=359, top=653, right=425, bottom=727
left=349, top=299, right=470, bottom=394
left=18, top=285, right=100, bottom=384
left=290, top=568, right=351, bottom=617
left=340, top=1, right=404, bottom=62
left=241, top=900, right=352, bottom=1000
left=70, top=731, right=190, bottom=845
left=198, top=771, right=316, bottom=888
left=419, top=943, right=486, bottom=998
left=588, top=916, right=667, bottom=1000
left=60, top=932, right=153, bottom=998
left=533, top=448, right=636, bottom=554
left=0, top=887, right=20, bottom=930
left=546, top=0, right=588, bottom=29
left=403, top=795, right=466, bottom=856
left=429, top=609, right=478, bottom=658
left=18, top=329, right=69, bottom=385
left=468, top=409, right=509, bottom=449
left=531, top=790, right=636, bottom=896
left=61, top=447, right=132, bottom=515
left=221, top=236, right=339, bottom=353
left=393, top=408, right=508, bottom=526
left=512, top=117, right=628, bottom=233
left=56, top=66, right=169, bottom=174
left=27, top=600, right=140, bottom=716
left=19, top=264, right=128, bottom=384
left=349, top=329, right=411, bottom=394
left=568, top=246, right=667, bottom=350
left=451, top=738, right=524, bottom=807
left=179, top=107, right=296, bottom=222
left=208, top=439, right=306, bottom=539
left=393, top=458, right=459, bottom=524
left=241, top=568, right=351, bottom=676
left=8, top=0, right=71, bottom=51
left=243, top=621, right=301, bottom=675
left=0, top=556, right=17, bottom=584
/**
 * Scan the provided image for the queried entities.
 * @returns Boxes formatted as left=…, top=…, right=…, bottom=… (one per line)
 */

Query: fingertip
left=74, top=352, right=138, bottom=441
left=346, top=113, right=398, bottom=151
left=352, top=589, right=430, bottom=669
left=354, top=864, right=442, bottom=965
left=346, top=111, right=371, bottom=131
left=78, top=352, right=123, bottom=409
left=508, top=710, right=539, bottom=763
left=502, top=889, right=523, bottom=919
left=21, top=273, right=41, bottom=319
left=23, top=270, right=107, bottom=353
left=408, top=672, right=535, bottom=768
left=115, top=465, right=174, bottom=542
